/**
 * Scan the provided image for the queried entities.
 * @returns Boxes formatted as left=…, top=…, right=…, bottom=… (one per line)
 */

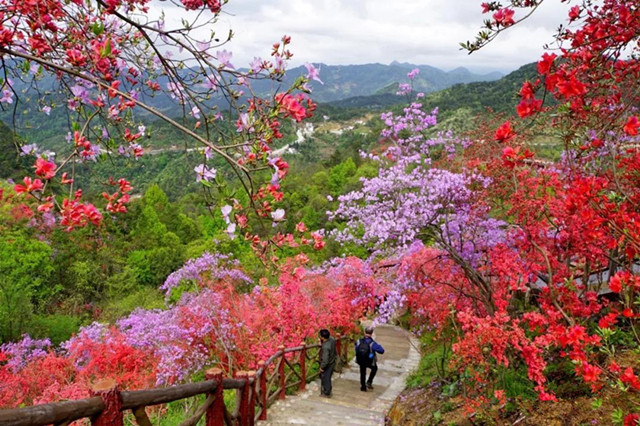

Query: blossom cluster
left=0, top=254, right=384, bottom=406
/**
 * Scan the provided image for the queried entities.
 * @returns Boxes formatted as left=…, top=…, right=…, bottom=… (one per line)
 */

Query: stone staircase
left=259, top=324, right=420, bottom=425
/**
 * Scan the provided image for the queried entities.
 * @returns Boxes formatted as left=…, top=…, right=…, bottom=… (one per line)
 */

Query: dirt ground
left=387, top=382, right=639, bottom=426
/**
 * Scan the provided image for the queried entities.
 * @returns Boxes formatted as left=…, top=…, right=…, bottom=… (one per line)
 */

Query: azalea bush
left=332, top=51, right=640, bottom=419
left=0, top=250, right=384, bottom=406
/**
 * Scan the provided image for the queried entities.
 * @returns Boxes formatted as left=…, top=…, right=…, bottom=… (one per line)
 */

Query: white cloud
left=153, top=0, right=573, bottom=73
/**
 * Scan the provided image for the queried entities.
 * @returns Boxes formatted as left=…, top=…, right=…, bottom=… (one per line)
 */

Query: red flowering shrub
left=0, top=254, right=378, bottom=407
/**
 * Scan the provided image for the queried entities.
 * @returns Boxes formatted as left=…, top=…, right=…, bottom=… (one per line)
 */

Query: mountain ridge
left=323, top=62, right=537, bottom=113
left=250, top=62, right=504, bottom=103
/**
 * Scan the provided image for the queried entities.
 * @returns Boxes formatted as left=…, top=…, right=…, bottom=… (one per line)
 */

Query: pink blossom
left=271, top=208, right=285, bottom=222
left=304, top=62, right=323, bottom=84
left=216, top=49, right=234, bottom=69
left=194, top=164, right=217, bottom=182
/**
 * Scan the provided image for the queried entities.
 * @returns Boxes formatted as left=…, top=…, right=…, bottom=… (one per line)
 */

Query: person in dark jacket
left=319, top=328, right=337, bottom=397
left=355, top=326, right=385, bottom=392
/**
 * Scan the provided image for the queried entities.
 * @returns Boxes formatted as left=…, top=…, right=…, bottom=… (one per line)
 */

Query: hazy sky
left=163, top=0, right=573, bottom=73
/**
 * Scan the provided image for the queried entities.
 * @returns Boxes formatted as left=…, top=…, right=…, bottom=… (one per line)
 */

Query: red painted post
left=258, top=361, right=268, bottom=421
left=90, top=379, right=123, bottom=426
left=236, top=371, right=249, bottom=426
left=299, top=342, right=306, bottom=391
left=247, top=370, right=256, bottom=426
left=278, top=345, right=286, bottom=400
left=335, top=333, right=343, bottom=372
left=205, top=368, right=224, bottom=426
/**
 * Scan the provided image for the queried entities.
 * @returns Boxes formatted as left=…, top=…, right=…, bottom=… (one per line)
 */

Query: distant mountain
left=0, top=61, right=510, bottom=152
left=415, top=62, right=538, bottom=115
left=326, top=62, right=538, bottom=114
left=266, top=63, right=504, bottom=103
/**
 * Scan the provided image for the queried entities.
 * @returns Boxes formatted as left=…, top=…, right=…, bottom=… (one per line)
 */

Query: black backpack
left=355, top=338, right=373, bottom=366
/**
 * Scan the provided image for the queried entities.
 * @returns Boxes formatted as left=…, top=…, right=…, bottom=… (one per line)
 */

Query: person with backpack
left=355, top=326, right=385, bottom=392
left=319, top=328, right=337, bottom=397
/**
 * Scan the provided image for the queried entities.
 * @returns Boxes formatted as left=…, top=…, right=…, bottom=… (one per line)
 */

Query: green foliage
left=106, top=267, right=141, bottom=299
left=68, top=260, right=103, bottom=300
left=546, top=357, right=591, bottom=398
left=0, top=230, right=53, bottom=341
left=29, top=313, right=79, bottom=345
left=498, top=365, right=537, bottom=402
left=611, top=407, right=625, bottom=425
left=174, top=213, right=201, bottom=244
left=127, top=240, right=183, bottom=288
left=131, top=205, right=169, bottom=249
left=143, top=184, right=170, bottom=212
left=406, top=332, right=450, bottom=389
left=100, top=287, right=165, bottom=323
left=328, top=157, right=357, bottom=195
left=0, top=121, right=28, bottom=180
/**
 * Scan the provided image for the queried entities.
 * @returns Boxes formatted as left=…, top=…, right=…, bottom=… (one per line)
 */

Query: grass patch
left=405, top=332, right=451, bottom=389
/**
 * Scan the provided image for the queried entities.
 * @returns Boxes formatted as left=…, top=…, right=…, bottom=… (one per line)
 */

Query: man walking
left=355, top=326, right=385, bottom=392
left=319, top=328, right=337, bottom=397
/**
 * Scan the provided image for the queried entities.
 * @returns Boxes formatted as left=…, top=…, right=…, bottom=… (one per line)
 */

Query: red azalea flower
left=14, top=176, right=44, bottom=194
left=624, top=413, right=640, bottom=426
left=493, top=8, right=515, bottom=27
left=495, top=121, right=515, bottom=143
left=34, top=158, right=56, bottom=179
left=598, top=311, right=618, bottom=329
left=624, top=116, right=639, bottom=136
left=516, top=98, right=543, bottom=118
left=568, top=6, right=581, bottom=21
left=537, top=53, right=557, bottom=75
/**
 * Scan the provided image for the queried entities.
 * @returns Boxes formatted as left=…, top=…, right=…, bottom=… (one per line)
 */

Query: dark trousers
left=321, top=363, right=334, bottom=395
left=359, top=363, right=378, bottom=388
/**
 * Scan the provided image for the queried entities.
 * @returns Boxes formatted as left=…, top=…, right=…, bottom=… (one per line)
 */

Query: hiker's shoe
left=360, top=386, right=367, bottom=392
left=366, top=383, right=373, bottom=390
left=320, top=393, right=331, bottom=398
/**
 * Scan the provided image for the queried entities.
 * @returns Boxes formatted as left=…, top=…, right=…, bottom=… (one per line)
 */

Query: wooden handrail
left=0, top=335, right=352, bottom=425
left=0, top=397, right=104, bottom=426
left=121, top=380, right=219, bottom=408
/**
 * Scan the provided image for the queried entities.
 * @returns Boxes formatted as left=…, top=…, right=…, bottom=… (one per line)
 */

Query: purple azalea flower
left=304, top=62, right=323, bottom=84
left=194, top=164, right=217, bottom=182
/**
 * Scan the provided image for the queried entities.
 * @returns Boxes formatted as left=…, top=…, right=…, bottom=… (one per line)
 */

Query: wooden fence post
left=236, top=371, right=249, bottom=426
left=299, top=342, right=306, bottom=391
left=90, top=379, right=123, bottom=426
left=247, top=370, right=256, bottom=426
left=205, top=368, right=224, bottom=426
left=258, top=361, right=268, bottom=421
left=335, top=333, right=342, bottom=373
left=278, top=345, right=286, bottom=400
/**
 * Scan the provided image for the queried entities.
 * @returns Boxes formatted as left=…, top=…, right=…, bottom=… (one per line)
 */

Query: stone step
left=257, top=324, right=420, bottom=426
left=261, top=397, right=385, bottom=425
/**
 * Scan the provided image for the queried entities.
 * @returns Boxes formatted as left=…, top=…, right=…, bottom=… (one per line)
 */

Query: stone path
left=259, top=324, right=420, bottom=426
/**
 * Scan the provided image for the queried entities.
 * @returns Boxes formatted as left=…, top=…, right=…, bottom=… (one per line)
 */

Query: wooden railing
left=0, top=334, right=351, bottom=426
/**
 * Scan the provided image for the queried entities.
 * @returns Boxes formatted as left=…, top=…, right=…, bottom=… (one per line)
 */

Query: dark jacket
left=355, top=336, right=385, bottom=364
left=320, top=336, right=337, bottom=370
